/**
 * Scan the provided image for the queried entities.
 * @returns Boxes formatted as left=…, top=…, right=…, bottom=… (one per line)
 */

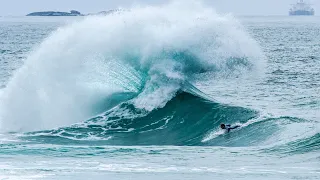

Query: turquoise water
left=0, top=2, right=319, bottom=180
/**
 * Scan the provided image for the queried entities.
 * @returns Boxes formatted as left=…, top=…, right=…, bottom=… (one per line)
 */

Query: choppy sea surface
left=0, top=2, right=319, bottom=180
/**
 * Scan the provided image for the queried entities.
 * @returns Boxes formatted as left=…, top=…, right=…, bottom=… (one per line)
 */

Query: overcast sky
left=0, top=0, right=319, bottom=16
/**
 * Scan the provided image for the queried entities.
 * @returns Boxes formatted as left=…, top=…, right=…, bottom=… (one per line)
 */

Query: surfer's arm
left=230, top=125, right=240, bottom=129
left=227, top=125, right=240, bottom=132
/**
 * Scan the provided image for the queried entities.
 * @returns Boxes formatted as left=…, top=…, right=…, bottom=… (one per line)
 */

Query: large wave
left=19, top=92, right=318, bottom=151
left=0, top=1, right=265, bottom=132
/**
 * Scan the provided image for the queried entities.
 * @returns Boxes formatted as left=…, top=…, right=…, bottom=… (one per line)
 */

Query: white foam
left=202, top=113, right=269, bottom=142
left=0, top=0, right=264, bottom=132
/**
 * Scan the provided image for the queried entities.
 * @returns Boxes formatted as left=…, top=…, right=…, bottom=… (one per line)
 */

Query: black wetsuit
left=225, top=124, right=240, bottom=133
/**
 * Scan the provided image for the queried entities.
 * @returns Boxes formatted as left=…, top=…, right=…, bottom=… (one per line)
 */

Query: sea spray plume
left=0, top=1, right=265, bottom=132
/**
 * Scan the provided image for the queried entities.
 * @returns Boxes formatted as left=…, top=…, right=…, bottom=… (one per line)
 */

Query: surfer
left=220, top=124, right=240, bottom=133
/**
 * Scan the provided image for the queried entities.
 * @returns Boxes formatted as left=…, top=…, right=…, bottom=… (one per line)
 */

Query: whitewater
left=0, top=1, right=319, bottom=180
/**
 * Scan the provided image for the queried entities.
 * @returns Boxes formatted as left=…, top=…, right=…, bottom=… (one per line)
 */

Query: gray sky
left=0, top=0, right=319, bottom=16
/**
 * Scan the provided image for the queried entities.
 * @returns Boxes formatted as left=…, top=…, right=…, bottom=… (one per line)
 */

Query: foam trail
left=0, top=1, right=265, bottom=132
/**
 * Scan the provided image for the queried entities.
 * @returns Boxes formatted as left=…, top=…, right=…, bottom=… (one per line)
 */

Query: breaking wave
left=1, top=1, right=317, bottom=154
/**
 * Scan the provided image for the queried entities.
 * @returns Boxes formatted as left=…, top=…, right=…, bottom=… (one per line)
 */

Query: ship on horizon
left=289, top=0, right=315, bottom=16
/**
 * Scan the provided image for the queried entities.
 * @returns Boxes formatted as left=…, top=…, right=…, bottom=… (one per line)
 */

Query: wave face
left=22, top=92, right=259, bottom=146
left=20, top=92, right=318, bottom=149
left=0, top=1, right=264, bottom=133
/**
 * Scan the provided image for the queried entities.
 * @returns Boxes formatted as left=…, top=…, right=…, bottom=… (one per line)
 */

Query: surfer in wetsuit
left=220, top=124, right=240, bottom=133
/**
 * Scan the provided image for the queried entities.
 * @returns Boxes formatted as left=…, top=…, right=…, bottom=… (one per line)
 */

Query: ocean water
left=0, top=2, right=319, bottom=180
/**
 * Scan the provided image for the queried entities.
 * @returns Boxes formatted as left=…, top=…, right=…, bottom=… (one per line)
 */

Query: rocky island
left=27, top=10, right=82, bottom=16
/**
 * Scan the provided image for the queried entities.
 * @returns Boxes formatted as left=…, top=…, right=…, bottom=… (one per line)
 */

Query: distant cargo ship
left=289, top=0, right=315, bottom=16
